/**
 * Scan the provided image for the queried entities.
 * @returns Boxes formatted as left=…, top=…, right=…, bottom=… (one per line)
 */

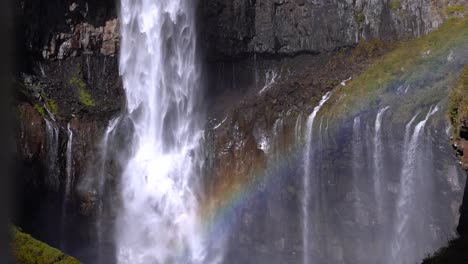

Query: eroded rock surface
left=200, top=0, right=468, bottom=59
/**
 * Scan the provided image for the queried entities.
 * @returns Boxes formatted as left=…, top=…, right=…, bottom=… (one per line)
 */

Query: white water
left=294, top=113, right=303, bottom=140
left=258, top=70, right=279, bottom=94
left=373, top=106, right=389, bottom=223
left=392, top=105, right=439, bottom=263
left=351, top=115, right=363, bottom=212
left=60, top=122, right=74, bottom=249
left=44, top=119, right=59, bottom=190
left=302, top=91, right=332, bottom=264
left=117, top=0, right=206, bottom=263
left=65, top=123, right=74, bottom=200
left=96, top=117, right=121, bottom=262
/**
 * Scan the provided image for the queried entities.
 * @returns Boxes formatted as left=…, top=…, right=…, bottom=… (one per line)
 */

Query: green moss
left=79, top=89, right=96, bottom=107
left=69, top=73, right=95, bottom=107
left=356, top=11, right=365, bottom=24
left=448, top=66, right=468, bottom=140
left=322, top=18, right=468, bottom=124
left=350, top=39, right=391, bottom=61
left=69, top=77, right=86, bottom=89
left=46, top=99, right=59, bottom=116
left=390, top=0, right=401, bottom=11
left=445, top=4, right=466, bottom=16
left=13, top=227, right=80, bottom=264
left=34, top=104, right=46, bottom=117
left=39, top=91, right=59, bottom=116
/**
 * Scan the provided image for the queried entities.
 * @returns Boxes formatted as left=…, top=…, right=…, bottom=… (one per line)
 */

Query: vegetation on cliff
left=449, top=66, right=468, bottom=140
left=322, top=17, right=468, bottom=127
left=12, top=227, right=80, bottom=264
left=423, top=65, right=468, bottom=264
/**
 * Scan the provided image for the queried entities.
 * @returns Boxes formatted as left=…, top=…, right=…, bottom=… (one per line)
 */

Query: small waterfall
left=86, top=55, right=92, bottom=82
left=96, top=117, right=121, bottom=262
left=117, top=0, right=207, bottom=263
left=44, top=119, right=59, bottom=190
left=294, top=113, right=303, bottom=140
left=39, top=62, right=46, bottom=77
left=61, top=122, right=74, bottom=250
left=64, top=123, right=74, bottom=200
left=302, top=91, right=332, bottom=264
left=350, top=115, right=371, bottom=260
left=373, top=106, right=389, bottom=223
left=392, top=105, right=439, bottom=263
left=351, top=116, right=364, bottom=219
left=258, top=70, right=279, bottom=94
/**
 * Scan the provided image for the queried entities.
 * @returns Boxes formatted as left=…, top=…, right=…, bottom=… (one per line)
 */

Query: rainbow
left=199, top=118, right=308, bottom=251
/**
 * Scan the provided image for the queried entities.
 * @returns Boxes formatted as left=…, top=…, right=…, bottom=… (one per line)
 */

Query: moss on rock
left=12, top=227, right=80, bottom=264
left=390, top=0, right=401, bottom=11
left=321, top=18, right=468, bottom=126
left=34, top=104, right=46, bottom=117
left=445, top=5, right=466, bottom=16
left=69, top=77, right=86, bottom=89
left=449, top=66, right=468, bottom=140
left=79, top=88, right=96, bottom=107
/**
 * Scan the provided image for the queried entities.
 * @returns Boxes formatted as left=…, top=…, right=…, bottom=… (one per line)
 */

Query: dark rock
left=199, top=0, right=467, bottom=60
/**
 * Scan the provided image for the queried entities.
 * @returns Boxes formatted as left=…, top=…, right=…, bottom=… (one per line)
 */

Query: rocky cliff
left=422, top=66, right=468, bottom=263
left=15, top=0, right=122, bottom=260
left=199, top=0, right=467, bottom=59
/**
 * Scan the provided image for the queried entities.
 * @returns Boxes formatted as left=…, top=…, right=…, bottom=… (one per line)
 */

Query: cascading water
left=96, top=117, right=121, bottom=263
left=60, top=123, right=74, bottom=249
left=64, top=123, right=74, bottom=199
left=302, top=92, right=331, bottom=264
left=44, top=119, right=59, bottom=190
left=373, top=106, right=389, bottom=224
left=117, top=0, right=206, bottom=263
left=392, top=105, right=439, bottom=263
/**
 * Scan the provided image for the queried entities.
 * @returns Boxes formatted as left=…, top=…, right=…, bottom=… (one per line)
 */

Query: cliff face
left=199, top=0, right=467, bottom=59
left=15, top=0, right=122, bottom=260
left=422, top=67, right=468, bottom=263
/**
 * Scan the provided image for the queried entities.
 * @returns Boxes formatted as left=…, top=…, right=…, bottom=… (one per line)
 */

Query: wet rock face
left=16, top=103, right=47, bottom=162
left=17, top=0, right=123, bottom=182
left=15, top=0, right=123, bottom=257
left=455, top=120, right=468, bottom=236
left=199, top=0, right=467, bottom=59
left=202, top=43, right=395, bottom=263
left=19, top=0, right=119, bottom=63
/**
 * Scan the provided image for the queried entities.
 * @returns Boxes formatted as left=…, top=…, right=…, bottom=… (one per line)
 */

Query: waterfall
left=44, top=119, right=59, bottom=190
left=258, top=70, right=279, bottom=94
left=117, top=0, right=206, bottom=263
left=302, top=91, right=332, bottom=264
left=294, top=113, right=303, bottom=140
left=373, top=106, right=389, bottom=223
left=61, top=122, right=74, bottom=250
left=96, top=117, right=121, bottom=262
left=392, top=105, right=439, bottom=263
left=64, top=123, right=74, bottom=199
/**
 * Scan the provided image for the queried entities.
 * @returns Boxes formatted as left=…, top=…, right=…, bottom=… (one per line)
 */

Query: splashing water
left=116, top=0, right=206, bottom=263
